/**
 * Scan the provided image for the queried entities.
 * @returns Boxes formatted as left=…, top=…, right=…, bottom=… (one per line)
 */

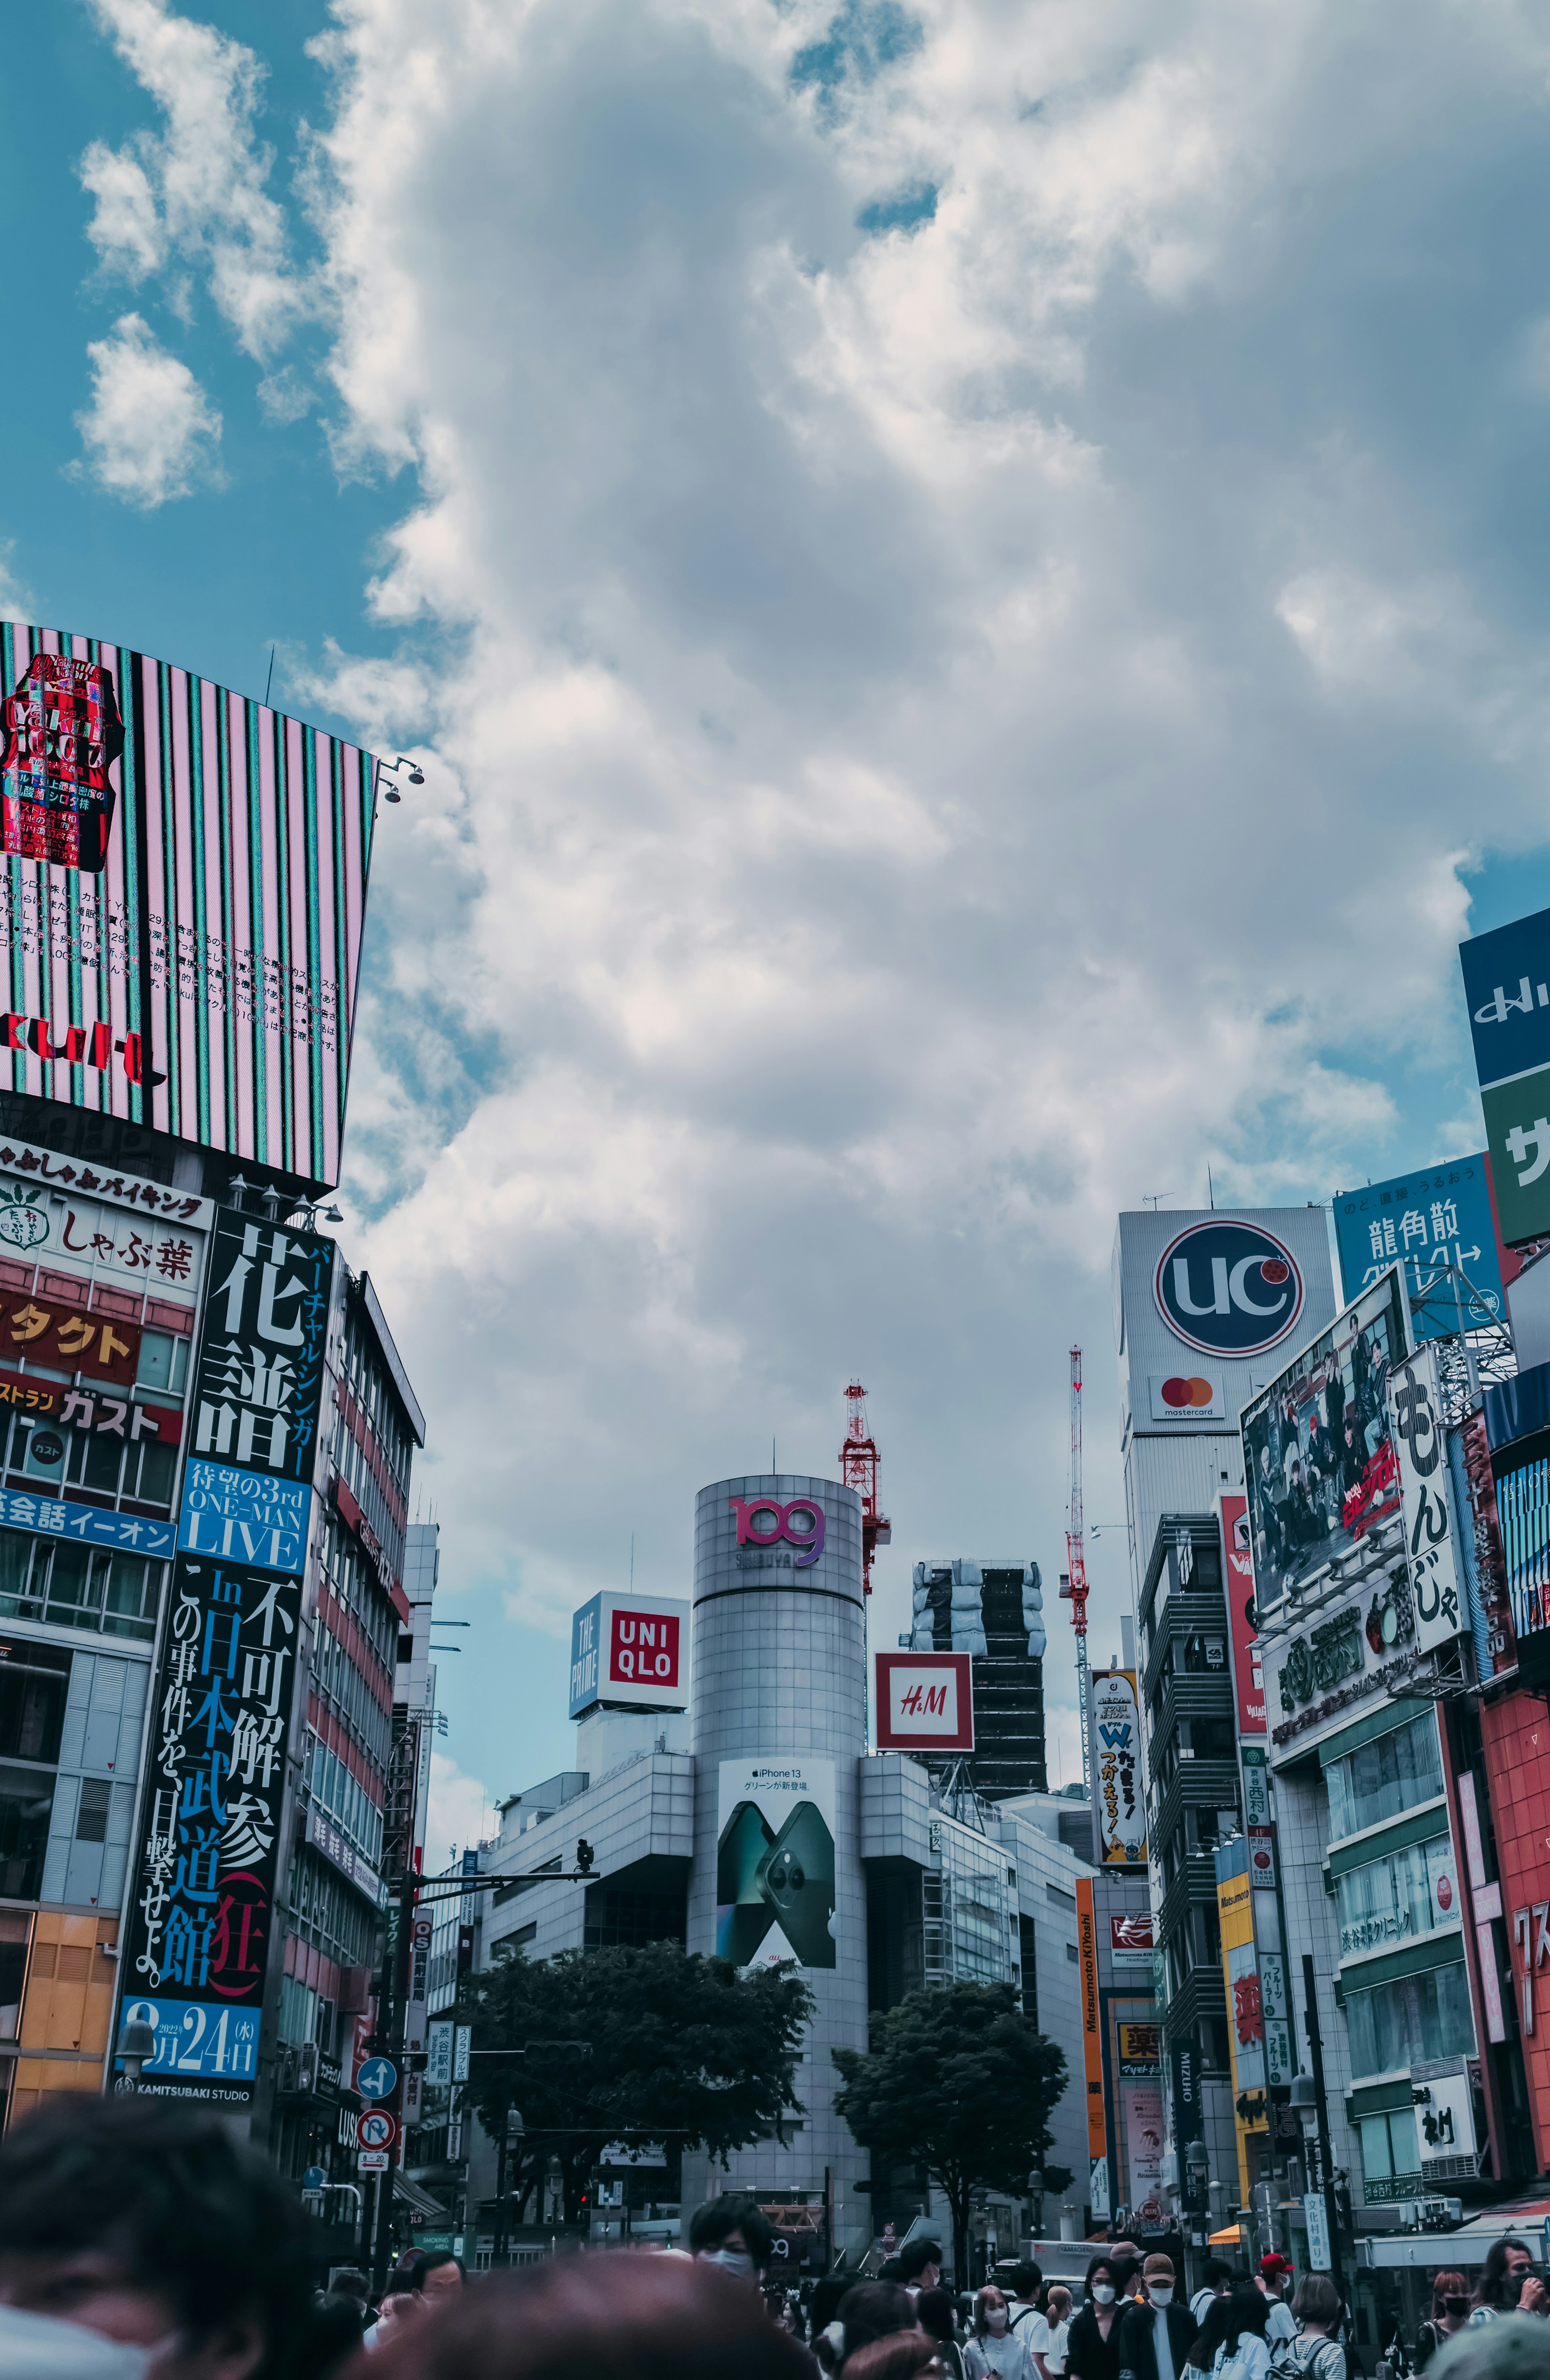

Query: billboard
left=1153, top=1218, right=1307, bottom=1361
left=1389, top=1347, right=1468, bottom=1655
left=568, top=1590, right=689, bottom=1718
left=1219, top=1494, right=1263, bottom=1735
left=1075, top=1876, right=1108, bottom=2221
left=1092, top=1669, right=1146, bottom=1866
left=1240, top=1266, right=1410, bottom=1608
left=874, top=1651, right=973, bottom=1751
left=1460, top=910, right=1550, bottom=1248
left=716, top=1757, right=836, bottom=1972
left=0, top=624, right=378, bottom=1191
left=1333, top=1156, right=1504, bottom=1338
left=1147, top=1373, right=1225, bottom=1422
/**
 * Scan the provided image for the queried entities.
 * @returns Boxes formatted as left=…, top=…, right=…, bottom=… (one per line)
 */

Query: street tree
left=832, top=1979, right=1071, bottom=2283
left=460, top=1939, right=813, bottom=2229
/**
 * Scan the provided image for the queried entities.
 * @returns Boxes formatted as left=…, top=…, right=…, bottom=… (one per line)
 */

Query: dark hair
left=689, top=2194, right=775, bottom=2270
left=1432, top=2271, right=1468, bottom=2319
left=1010, top=2264, right=1043, bottom=2300
left=915, top=2288, right=958, bottom=2346
left=1201, top=2261, right=1235, bottom=2293
left=1192, top=2287, right=1269, bottom=2369
left=841, top=2338, right=938, bottom=2380
left=0, top=2095, right=313, bottom=2380
left=1292, top=2278, right=1341, bottom=2331
left=1476, top=2240, right=1535, bottom=2313
left=974, top=2287, right=1011, bottom=2339
left=900, top=2239, right=944, bottom=2282
left=811, top=2280, right=851, bottom=2335
left=836, top=2282, right=920, bottom=2360
left=367, top=2252, right=815, bottom=2380
left=878, top=2260, right=907, bottom=2282
left=328, top=2269, right=370, bottom=2305
left=1084, top=2257, right=1116, bottom=2294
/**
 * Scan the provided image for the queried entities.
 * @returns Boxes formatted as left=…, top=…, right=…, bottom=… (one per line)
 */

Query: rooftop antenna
left=630, top=1533, right=635, bottom=1592
left=1143, top=1191, right=1175, bottom=1211
left=264, top=645, right=275, bottom=707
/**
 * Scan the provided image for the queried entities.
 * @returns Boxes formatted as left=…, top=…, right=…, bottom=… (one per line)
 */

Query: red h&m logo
left=874, top=1652, right=974, bottom=1753
left=608, top=1609, right=681, bottom=1690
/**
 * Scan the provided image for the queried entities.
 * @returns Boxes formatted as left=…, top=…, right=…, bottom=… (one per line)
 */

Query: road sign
left=358, top=2150, right=390, bottom=2174
left=358, top=2110, right=398, bottom=2152
left=427, top=2022, right=452, bottom=2088
left=302, top=2164, right=327, bottom=2189
left=357, top=2057, right=398, bottom=2100
left=453, top=2024, right=471, bottom=2082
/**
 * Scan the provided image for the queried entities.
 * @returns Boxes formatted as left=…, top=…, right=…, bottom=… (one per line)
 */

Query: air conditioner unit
left=297, top=2043, right=320, bottom=2093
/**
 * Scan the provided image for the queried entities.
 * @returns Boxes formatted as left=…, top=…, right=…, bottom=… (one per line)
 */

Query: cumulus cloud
left=80, top=0, right=300, bottom=358
left=73, top=312, right=223, bottom=506
left=424, top=1751, right=496, bottom=1875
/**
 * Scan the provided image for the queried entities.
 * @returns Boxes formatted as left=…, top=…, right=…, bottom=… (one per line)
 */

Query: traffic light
left=576, top=1837, right=595, bottom=1874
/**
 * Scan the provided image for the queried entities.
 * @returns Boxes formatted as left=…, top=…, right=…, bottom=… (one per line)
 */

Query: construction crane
left=840, top=1381, right=892, bottom=1594
left=1060, top=1344, right=1093, bottom=1799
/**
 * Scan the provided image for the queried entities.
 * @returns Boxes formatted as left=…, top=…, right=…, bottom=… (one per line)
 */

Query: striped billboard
left=0, top=622, right=377, bottom=1189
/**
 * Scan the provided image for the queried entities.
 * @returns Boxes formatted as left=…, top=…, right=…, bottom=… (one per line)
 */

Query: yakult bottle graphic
left=0, top=653, right=124, bottom=870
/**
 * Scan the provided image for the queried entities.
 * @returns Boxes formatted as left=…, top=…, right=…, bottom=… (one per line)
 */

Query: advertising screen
left=0, top=624, right=377, bottom=1191
left=1333, top=1155, right=1504, bottom=1338
left=716, top=1757, right=836, bottom=1972
left=1240, top=1267, right=1410, bottom=1608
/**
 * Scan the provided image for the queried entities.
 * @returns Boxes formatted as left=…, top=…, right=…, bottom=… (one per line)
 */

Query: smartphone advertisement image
left=715, top=1757, right=838, bottom=1972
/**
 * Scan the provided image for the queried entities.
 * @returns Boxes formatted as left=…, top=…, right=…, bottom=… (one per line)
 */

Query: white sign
left=1147, top=1373, right=1226, bottom=1422
left=600, top=2140, right=668, bottom=2167
left=716, top=1757, right=837, bottom=1972
left=427, top=2022, right=453, bottom=2088
left=453, top=2024, right=471, bottom=2083
left=358, top=2150, right=390, bottom=2173
left=1389, top=1347, right=1468, bottom=1654
left=1418, top=2073, right=1476, bottom=2161
left=1303, top=2192, right=1332, bottom=2271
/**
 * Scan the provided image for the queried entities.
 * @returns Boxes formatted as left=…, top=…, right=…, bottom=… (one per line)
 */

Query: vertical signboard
left=1219, top=1493, right=1263, bottom=1735
left=1075, top=1876, right=1109, bottom=2220
left=1388, top=1347, right=1468, bottom=1655
left=1216, top=1839, right=1263, bottom=2204
left=1092, top=1669, right=1146, bottom=1866
left=1460, top=911, right=1550, bottom=1248
left=0, top=625, right=378, bottom=1190
left=182, top=1210, right=333, bottom=1521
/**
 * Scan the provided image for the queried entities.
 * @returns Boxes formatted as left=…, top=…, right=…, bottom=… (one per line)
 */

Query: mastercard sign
left=1147, top=1373, right=1225, bottom=1422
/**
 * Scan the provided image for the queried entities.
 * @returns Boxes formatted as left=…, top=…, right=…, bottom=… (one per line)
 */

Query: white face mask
left=1093, top=2287, right=1116, bottom=2307
left=0, top=2303, right=176, bottom=2380
left=987, top=2313, right=1010, bottom=2335
left=1150, top=2288, right=1173, bottom=2309
left=701, top=2248, right=756, bottom=2283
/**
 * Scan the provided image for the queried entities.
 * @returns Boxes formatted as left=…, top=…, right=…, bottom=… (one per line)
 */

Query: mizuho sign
left=1154, top=1220, right=1306, bottom=1359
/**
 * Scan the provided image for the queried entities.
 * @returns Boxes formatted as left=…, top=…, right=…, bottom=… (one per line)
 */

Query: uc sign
left=1154, top=1221, right=1305, bottom=1359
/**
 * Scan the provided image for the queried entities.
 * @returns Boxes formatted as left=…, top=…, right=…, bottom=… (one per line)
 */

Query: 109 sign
left=1154, top=1221, right=1305, bottom=1359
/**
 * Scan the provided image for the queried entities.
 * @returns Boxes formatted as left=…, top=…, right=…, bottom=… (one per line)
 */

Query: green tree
left=832, top=1980, right=1070, bottom=2284
left=460, top=1939, right=813, bottom=2228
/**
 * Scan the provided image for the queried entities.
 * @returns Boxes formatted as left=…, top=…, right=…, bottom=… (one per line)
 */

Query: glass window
left=1326, top=1712, right=1443, bottom=1841
left=0, top=1762, right=55, bottom=1899
left=0, top=1644, right=69, bottom=1763
left=79, top=1432, right=124, bottom=1494
left=44, top=1543, right=99, bottom=1626
left=128, top=1439, right=176, bottom=1506
left=1358, top=2110, right=1421, bottom=2200
left=1336, top=1835, right=1453, bottom=1958
left=0, top=1529, right=38, bottom=1619
left=1345, top=1959, right=1474, bottom=2077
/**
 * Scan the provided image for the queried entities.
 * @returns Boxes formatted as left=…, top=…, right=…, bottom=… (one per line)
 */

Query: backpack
left=1271, top=2336, right=1343, bottom=2380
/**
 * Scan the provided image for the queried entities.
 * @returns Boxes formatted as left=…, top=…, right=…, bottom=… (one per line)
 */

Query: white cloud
left=73, top=312, right=223, bottom=506
left=424, top=1750, right=497, bottom=1875
left=80, top=0, right=300, bottom=358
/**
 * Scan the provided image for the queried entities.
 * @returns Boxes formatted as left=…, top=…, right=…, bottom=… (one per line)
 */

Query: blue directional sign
left=357, top=2057, right=398, bottom=2100
left=302, top=2165, right=327, bottom=2189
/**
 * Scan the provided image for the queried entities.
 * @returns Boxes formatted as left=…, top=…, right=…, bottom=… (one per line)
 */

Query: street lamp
left=118, top=2014, right=156, bottom=2091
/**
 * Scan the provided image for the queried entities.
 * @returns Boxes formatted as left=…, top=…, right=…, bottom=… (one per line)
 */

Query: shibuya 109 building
left=0, top=621, right=432, bottom=2231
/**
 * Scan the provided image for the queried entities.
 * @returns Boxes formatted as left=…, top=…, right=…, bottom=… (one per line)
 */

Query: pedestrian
left=815, top=2284, right=921, bottom=2377
left=1192, top=2288, right=1272, bottom=2380
left=1190, top=2266, right=1235, bottom=2330
left=400, top=2252, right=465, bottom=2305
left=1008, top=2267, right=1046, bottom=2336
left=1041, top=2289, right=1073, bottom=2380
left=1066, top=2260, right=1125, bottom=2380
left=919, top=2287, right=967, bottom=2380
left=1256, top=2263, right=1297, bottom=2352
left=1285, top=2278, right=1345, bottom=2380
left=689, top=2196, right=776, bottom=2286
left=1470, top=2240, right=1547, bottom=2324
left=1415, top=2274, right=1469, bottom=2372
left=902, top=2244, right=946, bottom=2301
left=0, top=2094, right=316, bottom=2380
left=966, top=2287, right=1033, bottom=2380
left=310, top=2270, right=371, bottom=2367
left=1118, top=2254, right=1198, bottom=2380
left=370, top=2284, right=432, bottom=2353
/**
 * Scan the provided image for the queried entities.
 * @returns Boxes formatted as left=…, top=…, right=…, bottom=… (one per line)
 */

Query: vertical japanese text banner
left=1389, top=1347, right=1469, bottom=1656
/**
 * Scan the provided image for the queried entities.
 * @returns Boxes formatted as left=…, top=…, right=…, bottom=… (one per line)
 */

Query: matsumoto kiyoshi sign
left=0, top=625, right=379, bottom=1192
left=1154, top=1220, right=1306, bottom=1360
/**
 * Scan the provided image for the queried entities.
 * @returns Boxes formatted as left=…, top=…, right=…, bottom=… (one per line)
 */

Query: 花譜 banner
left=0, top=625, right=377, bottom=1190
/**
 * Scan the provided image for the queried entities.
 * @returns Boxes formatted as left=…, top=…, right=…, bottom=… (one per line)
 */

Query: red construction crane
left=1060, top=1344, right=1093, bottom=1798
left=840, top=1381, right=892, bottom=1594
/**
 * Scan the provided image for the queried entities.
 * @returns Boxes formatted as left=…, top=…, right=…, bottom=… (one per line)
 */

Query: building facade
left=907, top=1560, right=1048, bottom=1797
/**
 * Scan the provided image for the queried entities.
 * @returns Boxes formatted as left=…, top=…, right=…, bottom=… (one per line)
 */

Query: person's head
left=1476, top=2240, right=1535, bottom=2312
left=1291, top=2279, right=1341, bottom=2337
left=915, top=2290, right=957, bottom=2348
left=1111, top=2259, right=1142, bottom=2303
left=1200, top=2262, right=1234, bottom=2301
left=900, top=2242, right=943, bottom=2292
left=1142, top=2258, right=1175, bottom=2309
left=840, top=2338, right=938, bottom=2380
left=974, top=2288, right=1008, bottom=2340
left=831, top=2284, right=919, bottom=2370
left=878, top=2261, right=906, bottom=2284
left=1009, top=2265, right=1043, bottom=2306
left=1046, top=2289, right=1072, bottom=2327
left=1223, top=2288, right=1272, bottom=2352
left=0, top=2095, right=313, bottom=2380
left=366, top=2252, right=815, bottom=2380
left=327, top=2271, right=369, bottom=2309
left=1260, top=2256, right=1292, bottom=2301
left=376, top=2282, right=430, bottom=2338
left=689, top=2197, right=774, bottom=2282
left=1084, top=2259, right=1117, bottom=2308
left=1431, top=2271, right=1469, bottom=2324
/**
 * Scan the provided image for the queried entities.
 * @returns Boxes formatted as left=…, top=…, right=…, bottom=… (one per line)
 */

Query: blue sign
left=1333, top=1155, right=1504, bottom=1342
left=113, top=1996, right=260, bottom=2081
left=178, top=1461, right=312, bottom=1576
left=569, top=1593, right=602, bottom=1719
left=303, top=2165, right=327, bottom=2189
left=357, top=2056, right=397, bottom=2100
left=1461, top=908, right=1550, bottom=1088
left=1153, top=1219, right=1305, bottom=1359
left=0, top=1491, right=174, bottom=1557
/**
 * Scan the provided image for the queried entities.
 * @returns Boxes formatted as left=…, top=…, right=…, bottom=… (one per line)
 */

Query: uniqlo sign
left=874, top=1652, right=974, bottom=1752
left=569, top=1591, right=689, bottom=1717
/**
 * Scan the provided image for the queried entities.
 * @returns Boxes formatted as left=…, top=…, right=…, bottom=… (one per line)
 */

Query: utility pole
left=1301, top=1953, right=1345, bottom=2299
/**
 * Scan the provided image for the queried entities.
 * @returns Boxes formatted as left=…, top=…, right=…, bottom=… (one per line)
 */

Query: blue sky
left=8, top=0, right=1550, bottom=1850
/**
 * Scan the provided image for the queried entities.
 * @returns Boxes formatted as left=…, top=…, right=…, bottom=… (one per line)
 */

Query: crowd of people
left=0, top=2099, right=1546, bottom=2380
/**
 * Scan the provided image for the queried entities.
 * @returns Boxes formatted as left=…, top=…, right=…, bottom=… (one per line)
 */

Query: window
left=0, top=1762, right=54, bottom=1899
left=1325, top=1712, right=1443, bottom=1842
left=0, top=1531, right=159, bottom=1643
left=0, top=1643, right=69, bottom=1763
left=1358, top=2110, right=1422, bottom=2202
left=1066, top=1941, right=1079, bottom=1963
left=1336, top=1836, right=1453, bottom=1958
left=75, top=1779, right=111, bottom=1844
left=1345, top=1959, right=1473, bottom=2078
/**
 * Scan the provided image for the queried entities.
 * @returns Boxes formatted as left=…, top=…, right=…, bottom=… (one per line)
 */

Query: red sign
left=874, top=1652, right=974, bottom=1751
left=607, top=1606, right=681, bottom=1692
left=358, top=2108, right=398, bottom=2152
left=1110, top=1912, right=1155, bottom=1953
left=0, top=1291, right=139, bottom=1386
left=1219, top=1494, right=1264, bottom=1735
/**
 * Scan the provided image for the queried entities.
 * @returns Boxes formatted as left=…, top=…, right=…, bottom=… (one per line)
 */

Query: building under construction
left=906, top=1558, right=1048, bottom=1798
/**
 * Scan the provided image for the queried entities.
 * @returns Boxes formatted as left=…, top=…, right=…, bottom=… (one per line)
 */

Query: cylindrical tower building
left=681, top=1473, right=869, bottom=2260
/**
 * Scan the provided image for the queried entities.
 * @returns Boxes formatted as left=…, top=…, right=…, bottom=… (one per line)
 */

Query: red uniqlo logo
left=608, top=1609, right=680, bottom=1689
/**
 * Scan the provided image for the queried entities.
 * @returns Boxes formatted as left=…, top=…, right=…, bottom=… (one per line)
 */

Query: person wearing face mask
left=689, top=2196, right=775, bottom=2288
left=0, top=2095, right=316, bottom=2380
left=965, top=2287, right=1032, bottom=2380
left=1117, top=2256, right=1198, bottom=2380
left=1416, top=2272, right=1469, bottom=2370
left=1066, top=2262, right=1125, bottom=2380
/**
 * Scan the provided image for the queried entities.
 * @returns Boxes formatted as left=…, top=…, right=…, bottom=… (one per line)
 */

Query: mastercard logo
left=1160, top=1376, right=1216, bottom=1408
